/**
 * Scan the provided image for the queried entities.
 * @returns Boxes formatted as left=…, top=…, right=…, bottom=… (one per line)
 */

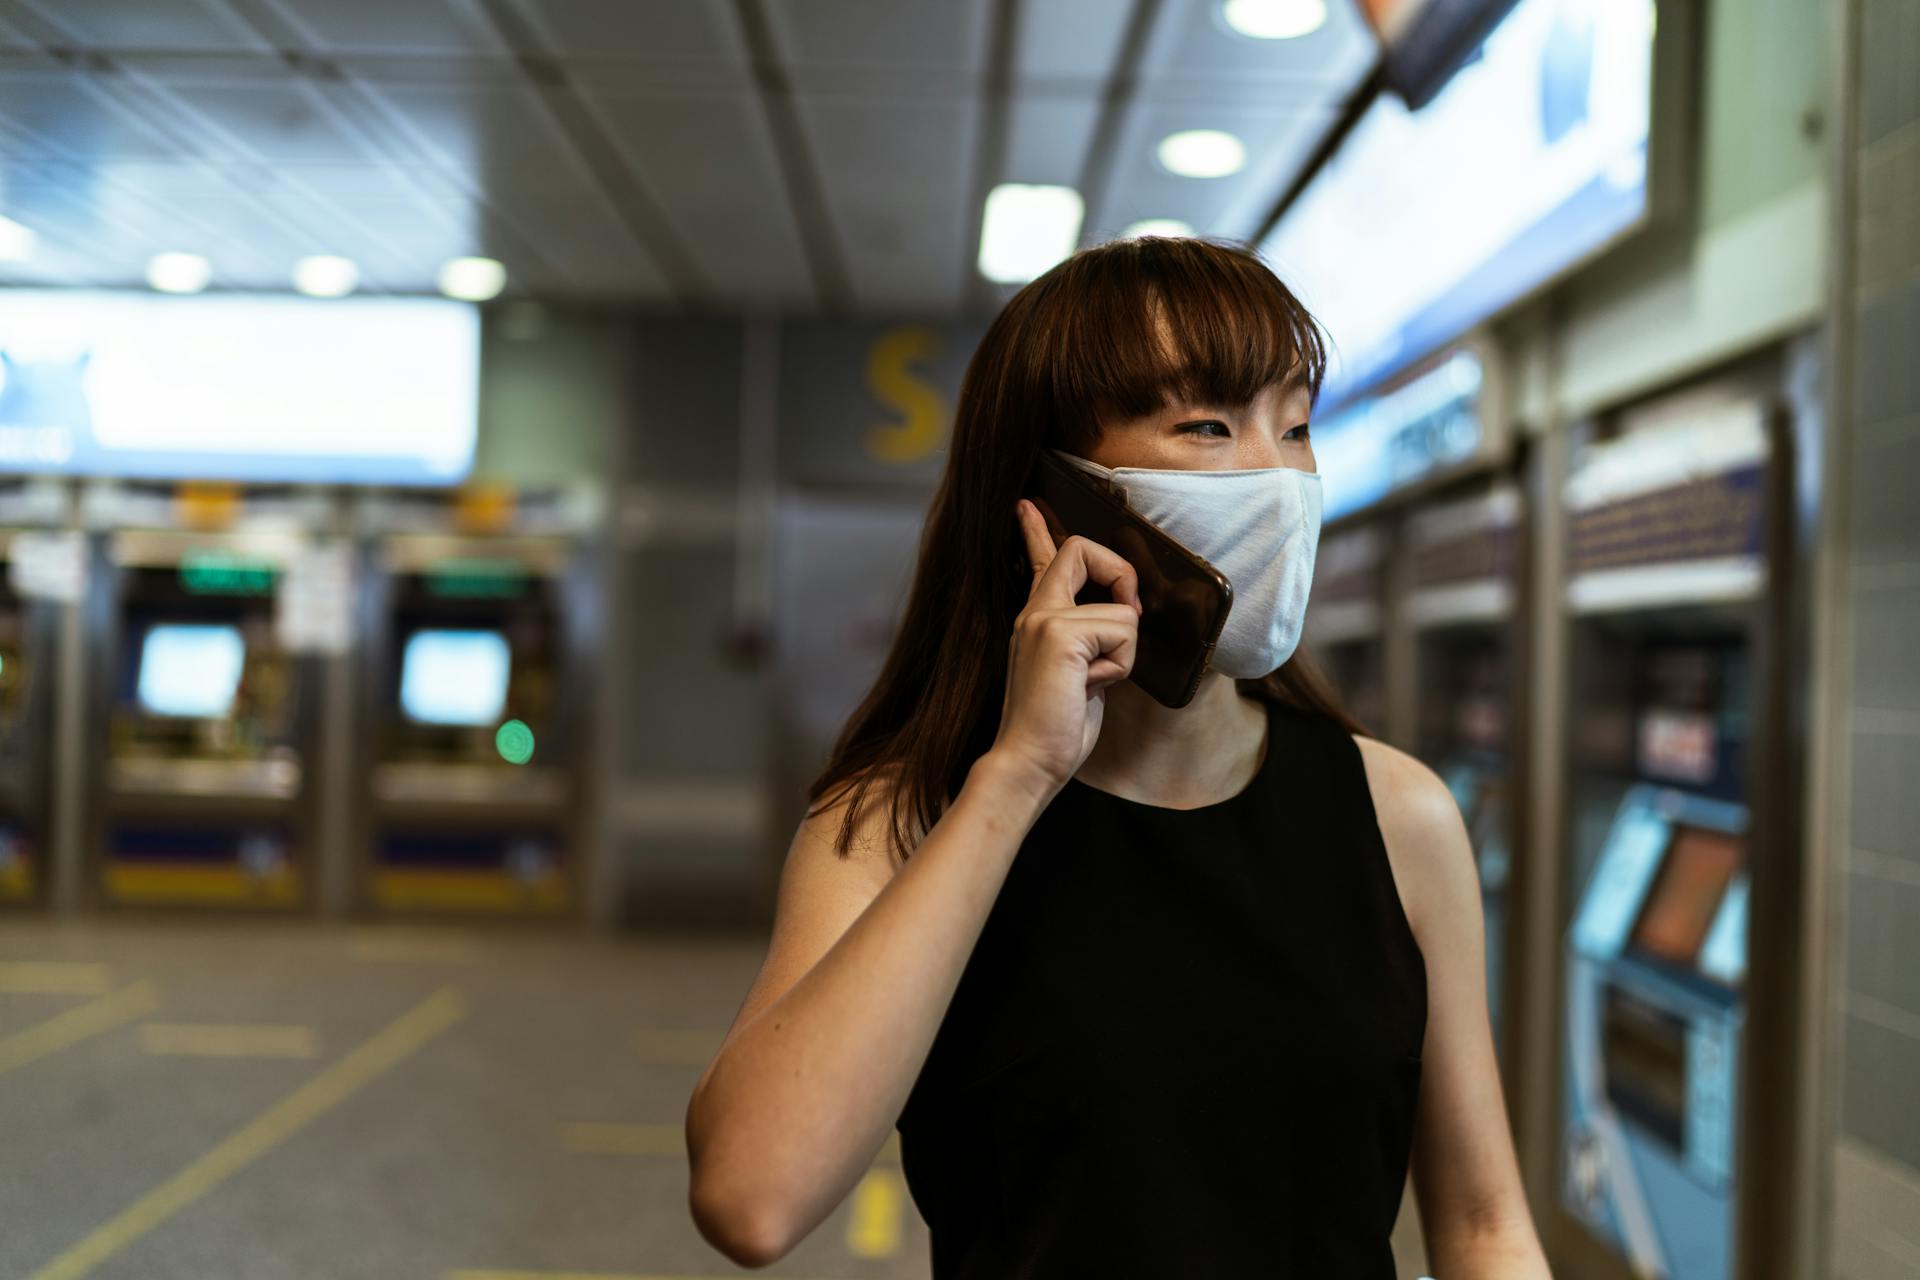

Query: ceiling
left=0, top=0, right=1376, bottom=314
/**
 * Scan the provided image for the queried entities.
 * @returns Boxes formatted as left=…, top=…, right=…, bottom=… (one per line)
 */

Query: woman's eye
left=1284, top=423, right=1311, bottom=442
left=1178, top=420, right=1231, bottom=438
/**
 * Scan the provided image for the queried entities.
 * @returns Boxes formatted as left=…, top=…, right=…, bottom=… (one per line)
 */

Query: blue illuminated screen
left=1261, top=0, right=1654, bottom=412
left=137, top=624, right=246, bottom=718
left=399, top=629, right=510, bottom=727
left=0, top=292, right=478, bottom=484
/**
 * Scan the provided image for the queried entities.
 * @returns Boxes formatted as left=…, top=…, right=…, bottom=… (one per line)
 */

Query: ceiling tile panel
left=0, top=73, right=184, bottom=160
left=1015, top=0, right=1134, bottom=84
left=794, top=91, right=975, bottom=311
left=259, top=0, right=507, bottom=55
left=1002, top=92, right=1102, bottom=186
left=584, top=86, right=812, bottom=306
left=155, top=82, right=392, bottom=165
left=506, top=0, right=747, bottom=64
left=765, top=0, right=990, bottom=73
left=12, top=0, right=270, bottom=51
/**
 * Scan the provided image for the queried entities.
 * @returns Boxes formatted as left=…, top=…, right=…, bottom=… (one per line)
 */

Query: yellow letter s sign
left=864, top=326, right=947, bottom=465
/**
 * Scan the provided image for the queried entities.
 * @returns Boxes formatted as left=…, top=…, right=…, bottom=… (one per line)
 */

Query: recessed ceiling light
left=293, top=254, right=359, bottom=298
left=978, top=183, right=1085, bottom=285
left=1221, top=0, right=1327, bottom=40
left=1157, top=129, right=1247, bottom=178
left=438, top=256, right=507, bottom=302
left=1121, top=219, right=1196, bottom=239
left=147, top=252, right=212, bottom=294
left=0, top=214, right=36, bottom=261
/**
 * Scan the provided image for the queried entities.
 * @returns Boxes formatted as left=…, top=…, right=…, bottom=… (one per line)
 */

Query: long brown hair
left=807, top=235, right=1364, bottom=862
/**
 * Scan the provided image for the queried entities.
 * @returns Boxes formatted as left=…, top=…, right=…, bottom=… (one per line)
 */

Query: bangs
left=1026, top=236, right=1329, bottom=450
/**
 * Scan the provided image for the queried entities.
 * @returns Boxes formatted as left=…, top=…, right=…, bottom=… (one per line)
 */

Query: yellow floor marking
left=560, top=1122, right=684, bottom=1155
left=138, top=1023, right=320, bottom=1059
left=846, top=1167, right=904, bottom=1258
left=0, top=962, right=116, bottom=995
left=631, top=1028, right=723, bottom=1063
left=0, top=982, right=160, bottom=1076
left=25, top=987, right=467, bottom=1280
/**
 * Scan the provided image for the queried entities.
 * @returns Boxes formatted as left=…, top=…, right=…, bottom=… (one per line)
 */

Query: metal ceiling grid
left=0, top=0, right=1375, bottom=314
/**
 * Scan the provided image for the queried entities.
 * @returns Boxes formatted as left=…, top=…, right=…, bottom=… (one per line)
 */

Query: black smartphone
left=1024, top=451, right=1233, bottom=709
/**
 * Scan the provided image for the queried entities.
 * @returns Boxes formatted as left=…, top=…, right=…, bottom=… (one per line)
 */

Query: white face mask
left=1051, top=449, right=1322, bottom=679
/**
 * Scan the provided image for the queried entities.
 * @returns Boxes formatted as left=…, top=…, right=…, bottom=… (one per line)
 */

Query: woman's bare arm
left=684, top=755, right=1052, bottom=1265
left=687, top=511, right=1141, bottom=1267
left=1357, top=737, right=1551, bottom=1278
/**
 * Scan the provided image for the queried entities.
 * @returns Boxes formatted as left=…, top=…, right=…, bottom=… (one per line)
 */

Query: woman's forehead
left=1147, top=378, right=1314, bottom=418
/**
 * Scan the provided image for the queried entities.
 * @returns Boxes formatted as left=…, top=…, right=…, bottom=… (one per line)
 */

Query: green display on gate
left=179, top=551, right=278, bottom=596
left=426, top=557, right=527, bottom=599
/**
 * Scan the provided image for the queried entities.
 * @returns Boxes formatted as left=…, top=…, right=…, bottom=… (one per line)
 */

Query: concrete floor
left=0, top=919, right=930, bottom=1280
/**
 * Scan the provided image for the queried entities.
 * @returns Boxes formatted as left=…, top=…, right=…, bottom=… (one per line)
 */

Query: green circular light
left=495, top=718, right=535, bottom=765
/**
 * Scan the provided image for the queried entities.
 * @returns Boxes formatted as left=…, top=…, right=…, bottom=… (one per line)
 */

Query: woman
left=685, top=236, right=1548, bottom=1277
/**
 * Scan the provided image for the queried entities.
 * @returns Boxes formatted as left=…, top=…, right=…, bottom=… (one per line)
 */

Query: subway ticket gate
left=86, top=488, right=334, bottom=909
left=1306, top=523, right=1389, bottom=734
left=1551, top=385, right=1794, bottom=1280
left=1405, top=483, right=1522, bottom=1055
left=357, top=491, right=595, bottom=917
left=0, top=519, right=64, bottom=906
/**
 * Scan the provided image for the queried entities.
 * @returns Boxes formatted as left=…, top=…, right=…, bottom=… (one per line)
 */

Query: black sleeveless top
left=896, top=698, right=1427, bottom=1277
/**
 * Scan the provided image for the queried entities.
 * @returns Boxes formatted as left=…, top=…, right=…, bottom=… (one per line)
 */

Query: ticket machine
left=86, top=484, right=334, bottom=908
left=1305, top=524, right=1390, bottom=734
left=356, top=489, right=595, bottom=917
left=1405, top=483, right=1523, bottom=1052
left=1552, top=384, right=1791, bottom=1280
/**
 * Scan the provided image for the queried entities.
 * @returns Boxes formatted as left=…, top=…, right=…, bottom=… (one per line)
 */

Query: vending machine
left=1551, top=384, right=1794, bottom=1280
left=1405, top=482, right=1524, bottom=1053
left=355, top=489, right=596, bottom=917
left=84, top=483, right=336, bottom=909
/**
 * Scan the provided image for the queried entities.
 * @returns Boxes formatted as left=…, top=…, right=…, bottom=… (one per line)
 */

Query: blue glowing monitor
left=137, top=624, right=245, bottom=718
left=399, top=629, right=510, bottom=727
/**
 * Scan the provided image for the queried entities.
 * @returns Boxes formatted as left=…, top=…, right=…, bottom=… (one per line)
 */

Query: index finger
left=1015, top=499, right=1057, bottom=579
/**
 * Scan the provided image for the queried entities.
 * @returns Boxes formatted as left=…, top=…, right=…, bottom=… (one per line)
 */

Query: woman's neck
left=1075, top=673, right=1269, bottom=809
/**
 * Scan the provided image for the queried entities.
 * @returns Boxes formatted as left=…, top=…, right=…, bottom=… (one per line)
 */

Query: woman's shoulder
left=1348, top=735, right=1476, bottom=941
left=1349, top=736, right=1460, bottom=835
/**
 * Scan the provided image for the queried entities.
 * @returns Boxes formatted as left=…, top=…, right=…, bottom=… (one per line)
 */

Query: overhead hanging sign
left=0, top=291, right=479, bottom=485
left=1263, top=0, right=1655, bottom=412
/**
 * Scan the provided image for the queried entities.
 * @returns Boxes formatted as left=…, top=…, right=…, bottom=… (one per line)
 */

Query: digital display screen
left=1357, top=0, right=1525, bottom=111
left=399, top=629, right=510, bottom=727
left=137, top=623, right=246, bottom=719
left=0, top=292, right=478, bottom=484
left=1261, top=0, right=1654, bottom=412
left=1630, top=827, right=1744, bottom=967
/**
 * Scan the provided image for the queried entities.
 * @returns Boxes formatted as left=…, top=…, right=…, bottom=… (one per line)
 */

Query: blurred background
left=0, top=0, right=1911, bottom=1277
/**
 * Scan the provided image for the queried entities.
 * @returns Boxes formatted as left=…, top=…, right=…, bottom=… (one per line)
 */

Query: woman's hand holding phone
left=988, top=499, right=1142, bottom=795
